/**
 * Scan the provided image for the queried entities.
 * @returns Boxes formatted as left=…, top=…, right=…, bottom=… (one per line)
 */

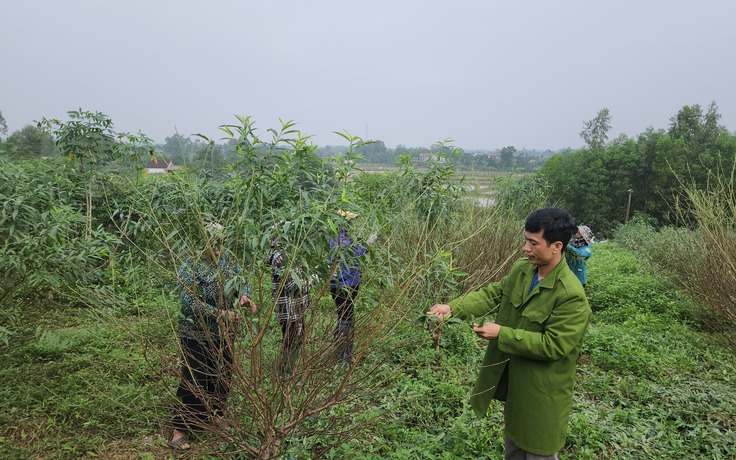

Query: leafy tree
left=1, top=125, right=58, bottom=158
left=598, top=135, right=642, bottom=224
left=161, top=133, right=195, bottom=164
left=666, top=102, right=724, bottom=184
left=539, top=137, right=645, bottom=231
left=580, top=108, right=611, bottom=152
left=539, top=149, right=604, bottom=229
left=652, top=102, right=729, bottom=223
left=192, top=117, right=363, bottom=273
left=394, top=144, right=409, bottom=158
left=668, top=101, right=722, bottom=149
left=357, top=139, right=392, bottom=163
left=500, top=146, right=516, bottom=169
left=540, top=102, right=736, bottom=230
left=38, top=109, right=118, bottom=173
left=0, top=110, right=7, bottom=140
left=121, top=118, right=403, bottom=457
left=38, top=109, right=156, bottom=232
left=629, top=127, right=666, bottom=219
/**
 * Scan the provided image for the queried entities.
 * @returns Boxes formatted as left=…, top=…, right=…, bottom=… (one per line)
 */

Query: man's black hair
left=525, top=207, right=577, bottom=247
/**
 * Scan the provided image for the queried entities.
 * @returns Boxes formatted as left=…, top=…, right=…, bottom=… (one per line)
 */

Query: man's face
left=524, top=230, right=561, bottom=266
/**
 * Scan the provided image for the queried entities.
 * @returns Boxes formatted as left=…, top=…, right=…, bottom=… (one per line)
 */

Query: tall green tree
left=539, top=148, right=612, bottom=230
left=38, top=110, right=156, bottom=232
left=580, top=108, right=611, bottom=152
left=357, top=139, right=391, bottom=163
left=630, top=127, right=667, bottom=220
left=38, top=110, right=117, bottom=174
left=1, top=125, right=57, bottom=158
left=0, top=110, right=7, bottom=140
left=653, top=102, right=726, bottom=213
left=600, top=135, right=642, bottom=224
left=668, top=101, right=722, bottom=149
left=161, top=133, right=195, bottom=164
left=500, top=146, right=516, bottom=169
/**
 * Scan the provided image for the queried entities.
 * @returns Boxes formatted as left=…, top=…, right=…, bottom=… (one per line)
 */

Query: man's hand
left=239, top=295, right=258, bottom=313
left=427, top=304, right=452, bottom=321
left=472, top=322, right=501, bottom=340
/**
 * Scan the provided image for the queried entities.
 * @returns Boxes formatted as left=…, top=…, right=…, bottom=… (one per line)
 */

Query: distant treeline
left=1, top=101, right=734, bottom=233
left=314, top=142, right=555, bottom=171
left=0, top=112, right=551, bottom=172
left=538, top=102, right=735, bottom=231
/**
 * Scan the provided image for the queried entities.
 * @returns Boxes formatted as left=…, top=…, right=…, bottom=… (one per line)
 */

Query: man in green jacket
left=429, top=207, right=591, bottom=459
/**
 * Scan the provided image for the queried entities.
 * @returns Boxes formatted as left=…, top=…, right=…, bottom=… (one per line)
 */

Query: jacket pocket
left=520, top=302, right=553, bottom=330
left=497, top=291, right=524, bottom=325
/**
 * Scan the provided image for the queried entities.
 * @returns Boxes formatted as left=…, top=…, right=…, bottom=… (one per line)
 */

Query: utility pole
left=625, top=189, right=633, bottom=224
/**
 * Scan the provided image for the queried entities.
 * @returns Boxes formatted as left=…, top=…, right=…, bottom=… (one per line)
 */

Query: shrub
left=673, top=174, right=736, bottom=348
left=613, top=172, right=736, bottom=350
left=584, top=242, right=689, bottom=321
left=493, top=173, right=549, bottom=219
left=0, top=157, right=120, bottom=309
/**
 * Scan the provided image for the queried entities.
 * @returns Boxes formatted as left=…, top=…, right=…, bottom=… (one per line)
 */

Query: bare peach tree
left=99, top=117, right=524, bottom=458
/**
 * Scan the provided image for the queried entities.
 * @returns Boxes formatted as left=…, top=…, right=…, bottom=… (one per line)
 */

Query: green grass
left=569, top=243, right=736, bottom=459
left=1, top=242, right=735, bottom=459
left=0, top=291, right=176, bottom=459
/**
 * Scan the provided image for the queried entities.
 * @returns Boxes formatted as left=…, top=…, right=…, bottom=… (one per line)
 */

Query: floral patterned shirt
left=177, top=252, right=250, bottom=340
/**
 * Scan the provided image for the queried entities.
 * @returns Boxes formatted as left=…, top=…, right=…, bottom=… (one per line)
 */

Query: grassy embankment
left=1, top=242, right=734, bottom=459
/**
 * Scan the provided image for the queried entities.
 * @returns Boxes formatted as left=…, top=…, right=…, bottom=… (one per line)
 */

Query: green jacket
left=449, top=257, right=591, bottom=456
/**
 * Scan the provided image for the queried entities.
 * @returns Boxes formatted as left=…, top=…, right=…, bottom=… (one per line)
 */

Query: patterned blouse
left=177, top=252, right=250, bottom=341
left=267, top=250, right=311, bottom=321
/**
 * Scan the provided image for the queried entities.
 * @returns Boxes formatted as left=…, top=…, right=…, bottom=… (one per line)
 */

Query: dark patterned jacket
left=177, top=252, right=250, bottom=341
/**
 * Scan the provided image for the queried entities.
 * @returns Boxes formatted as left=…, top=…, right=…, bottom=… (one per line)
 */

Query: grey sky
left=2, top=0, right=735, bottom=151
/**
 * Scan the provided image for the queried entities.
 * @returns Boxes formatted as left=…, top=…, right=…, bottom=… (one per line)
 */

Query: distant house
left=145, top=157, right=177, bottom=174
left=418, top=152, right=446, bottom=164
left=419, top=152, right=446, bottom=164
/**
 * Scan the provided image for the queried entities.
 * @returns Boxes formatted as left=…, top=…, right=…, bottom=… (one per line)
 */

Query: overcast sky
left=2, top=1, right=735, bottom=151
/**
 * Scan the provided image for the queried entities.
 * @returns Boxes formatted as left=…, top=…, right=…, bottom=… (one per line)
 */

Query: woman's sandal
left=168, top=436, right=191, bottom=450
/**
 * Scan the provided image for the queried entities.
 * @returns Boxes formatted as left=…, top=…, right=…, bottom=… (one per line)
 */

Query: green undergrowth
left=319, top=242, right=736, bottom=459
left=0, top=289, right=176, bottom=459
left=567, top=243, right=736, bottom=459
left=2, top=243, right=736, bottom=459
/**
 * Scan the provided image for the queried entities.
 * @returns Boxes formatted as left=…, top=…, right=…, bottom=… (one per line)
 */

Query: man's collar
left=523, top=258, right=567, bottom=286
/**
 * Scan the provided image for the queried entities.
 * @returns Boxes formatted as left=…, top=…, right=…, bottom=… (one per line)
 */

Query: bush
left=493, top=173, right=549, bottom=219
left=613, top=175, right=736, bottom=350
left=673, top=175, right=736, bottom=348
left=0, top=157, right=120, bottom=309
left=585, top=242, right=689, bottom=321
